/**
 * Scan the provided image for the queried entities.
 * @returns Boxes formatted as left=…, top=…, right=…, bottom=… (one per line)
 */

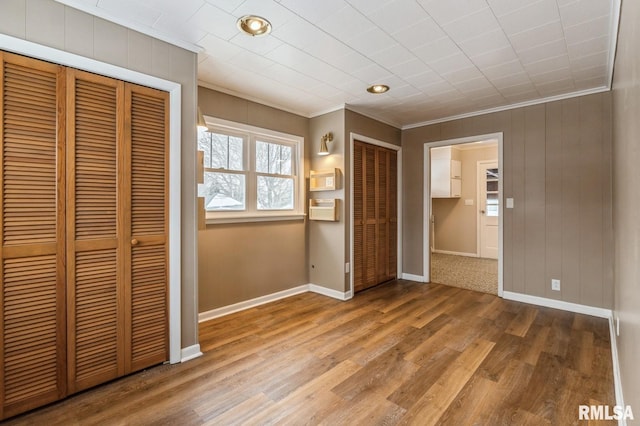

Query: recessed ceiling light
left=237, top=15, right=272, bottom=37
left=367, top=84, right=389, bottom=94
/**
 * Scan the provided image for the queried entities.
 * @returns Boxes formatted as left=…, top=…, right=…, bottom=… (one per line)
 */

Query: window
left=198, top=118, right=304, bottom=222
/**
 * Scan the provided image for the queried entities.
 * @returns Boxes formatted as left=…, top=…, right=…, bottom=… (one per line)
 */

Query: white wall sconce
left=319, top=132, right=333, bottom=156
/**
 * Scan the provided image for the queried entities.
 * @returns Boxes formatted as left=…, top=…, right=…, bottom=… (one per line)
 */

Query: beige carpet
left=431, top=252, right=498, bottom=294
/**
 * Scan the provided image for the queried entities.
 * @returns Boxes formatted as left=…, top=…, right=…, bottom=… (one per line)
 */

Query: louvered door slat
left=66, top=70, right=123, bottom=394
left=1, top=52, right=66, bottom=420
left=127, top=85, right=168, bottom=372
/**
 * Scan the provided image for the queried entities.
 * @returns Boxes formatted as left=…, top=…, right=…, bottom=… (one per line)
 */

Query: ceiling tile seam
left=484, top=3, right=544, bottom=100
left=423, top=2, right=546, bottom=107
left=261, top=3, right=386, bottom=95
left=553, top=0, right=579, bottom=92
left=409, top=2, right=476, bottom=98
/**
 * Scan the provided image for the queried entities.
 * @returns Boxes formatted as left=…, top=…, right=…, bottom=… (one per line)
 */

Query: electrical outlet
left=551, top=279, right=561, bottom=291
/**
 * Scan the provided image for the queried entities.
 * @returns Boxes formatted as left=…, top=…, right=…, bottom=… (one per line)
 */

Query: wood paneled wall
left=612, top=0, right=640, bottom=413
left=403, top=92, right=613, bottom=308
left=0, top=0, right=199, bottom=349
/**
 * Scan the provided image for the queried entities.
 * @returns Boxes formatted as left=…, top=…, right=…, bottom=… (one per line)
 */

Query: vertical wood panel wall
left=0, top=0, right=199, bottom=350
left=402, top=92, right=613, bottom=308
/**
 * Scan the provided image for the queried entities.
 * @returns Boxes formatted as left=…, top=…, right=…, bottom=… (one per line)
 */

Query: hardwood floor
left=5, top=280, right=614, bottom=425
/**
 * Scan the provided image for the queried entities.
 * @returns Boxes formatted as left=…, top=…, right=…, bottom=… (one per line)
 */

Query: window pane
left=486, top=180, right=498, bottom=192
left=257, top=176, right=294, bottom=210
left=256, top=141, right=269, bottom=173
left=256, top=141, right=293, bottom=176
left=197, top=129, right=211, bottom=168
left=203, top=172, right=245, bottom=211
left=210, top=133, right=244, bottom=171
left=486, top=168, right=499, bottom=179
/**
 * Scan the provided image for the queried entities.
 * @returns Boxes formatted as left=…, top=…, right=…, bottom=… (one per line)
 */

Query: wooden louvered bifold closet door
left=0, top=53, right=66, bottom=418
left=125, top=84, right=169, bottom=372
left=353, top=141, right=397, bottom=293
left=66, top=71, right=169, bottom=393
left=66, top=69, right=124, bottom=393
left=0, top=52, right=169, bottom=420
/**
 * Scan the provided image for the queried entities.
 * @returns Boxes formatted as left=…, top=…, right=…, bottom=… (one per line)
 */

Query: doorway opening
left=423, top=133, right=503, bottom=296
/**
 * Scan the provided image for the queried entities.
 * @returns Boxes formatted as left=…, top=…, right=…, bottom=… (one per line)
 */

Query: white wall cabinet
left=431, top=146, right=462, bottom=198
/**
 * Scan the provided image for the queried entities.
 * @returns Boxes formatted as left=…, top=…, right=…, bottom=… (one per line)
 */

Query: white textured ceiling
left=56, top=0, right=619, bottom=128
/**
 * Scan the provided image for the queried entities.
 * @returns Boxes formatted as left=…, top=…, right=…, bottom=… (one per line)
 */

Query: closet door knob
left=131, top=238, right=139, bottom=246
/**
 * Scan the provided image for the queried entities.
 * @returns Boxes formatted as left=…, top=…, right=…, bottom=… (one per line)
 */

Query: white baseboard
left=308, top=284, right=352, bottom=301
left=502, top=291, right=613, bottom=319
left=198, top=285, right=309, bottom=323
left=180, top=344, right=203, bottom=363
left=608, top=315, right=627, bottom=426
left=401, top=273, right=426, bottom=282
left=198, top=284, right=353, bottom=323
left=433, top=249, right=478, bottom=257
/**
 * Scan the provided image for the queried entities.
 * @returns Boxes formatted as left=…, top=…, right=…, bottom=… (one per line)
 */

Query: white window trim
left=201, top=117, right=305, bottom=224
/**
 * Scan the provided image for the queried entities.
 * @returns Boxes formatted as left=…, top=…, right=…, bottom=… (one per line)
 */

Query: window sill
left=205, top=213, right=306, bottom=225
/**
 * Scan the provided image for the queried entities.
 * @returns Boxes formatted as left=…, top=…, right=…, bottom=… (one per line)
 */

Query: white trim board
left=198, top=284, right=352, bottom=323
left=432, top=249, right=479, bottom=258
left=180, top=344, right=203, bottom=363
left=0, top=33, right=183, bottom=364
left=502, top=291, right=613, bottom=319
left=308, top=284, right=353, bottom=301
left=608, top=316, right=627, bottom=426
left=401, top=273, right=426, bottom=283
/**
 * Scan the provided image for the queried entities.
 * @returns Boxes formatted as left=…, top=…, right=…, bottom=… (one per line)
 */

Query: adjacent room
left=0, top=0, right=638, bottom=424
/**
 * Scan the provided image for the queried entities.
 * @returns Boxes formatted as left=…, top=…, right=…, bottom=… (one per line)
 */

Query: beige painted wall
left=612, top=0, right=640, bottom=415
left=0, top=0, right=199, bottom=348
left=198, top=87, right=309, bottom=311
left=309, top=110, right=346, bottom=292
left=433, top=145, right=498, bottom=254
left=403, top=93, right=613, bottom=308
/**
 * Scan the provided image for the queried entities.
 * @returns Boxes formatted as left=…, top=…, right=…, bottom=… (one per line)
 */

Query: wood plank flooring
left=4, top=280, right=615, bottom=425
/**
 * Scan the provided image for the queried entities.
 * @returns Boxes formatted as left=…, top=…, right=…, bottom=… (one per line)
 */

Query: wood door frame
left=349, top=133, right=402, bottom=297
left=0, top=34, right=184, bottom=364
left=423, top=132, right=504, bottom=297
left=477, top=159, right=499, bottom=259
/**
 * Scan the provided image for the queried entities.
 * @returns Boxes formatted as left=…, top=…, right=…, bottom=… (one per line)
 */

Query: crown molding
left=402, top=86, right=610, bottom=130
left=54, top=0, right=203, bottom=53
left=607, top=0, right=622, bottom=89
left=343, top=104, right=402, bottom=129
left=198, top=80, right=315, bottom=118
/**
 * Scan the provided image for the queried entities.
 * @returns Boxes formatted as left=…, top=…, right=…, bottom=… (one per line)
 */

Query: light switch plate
left=506, top=198, right=514, bottom=208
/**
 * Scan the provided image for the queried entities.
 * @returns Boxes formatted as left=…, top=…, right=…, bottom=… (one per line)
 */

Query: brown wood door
left=0, top=51, right=169, bottom=419
left=66, top=69, right=124, bottom=393
left=0, top=52, right=67, bottom=418
left=66, top=72, right=169, bottom=393
left=126, top=84, right=169, bottom=373
left=353, top=141, right=398, bottom=292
